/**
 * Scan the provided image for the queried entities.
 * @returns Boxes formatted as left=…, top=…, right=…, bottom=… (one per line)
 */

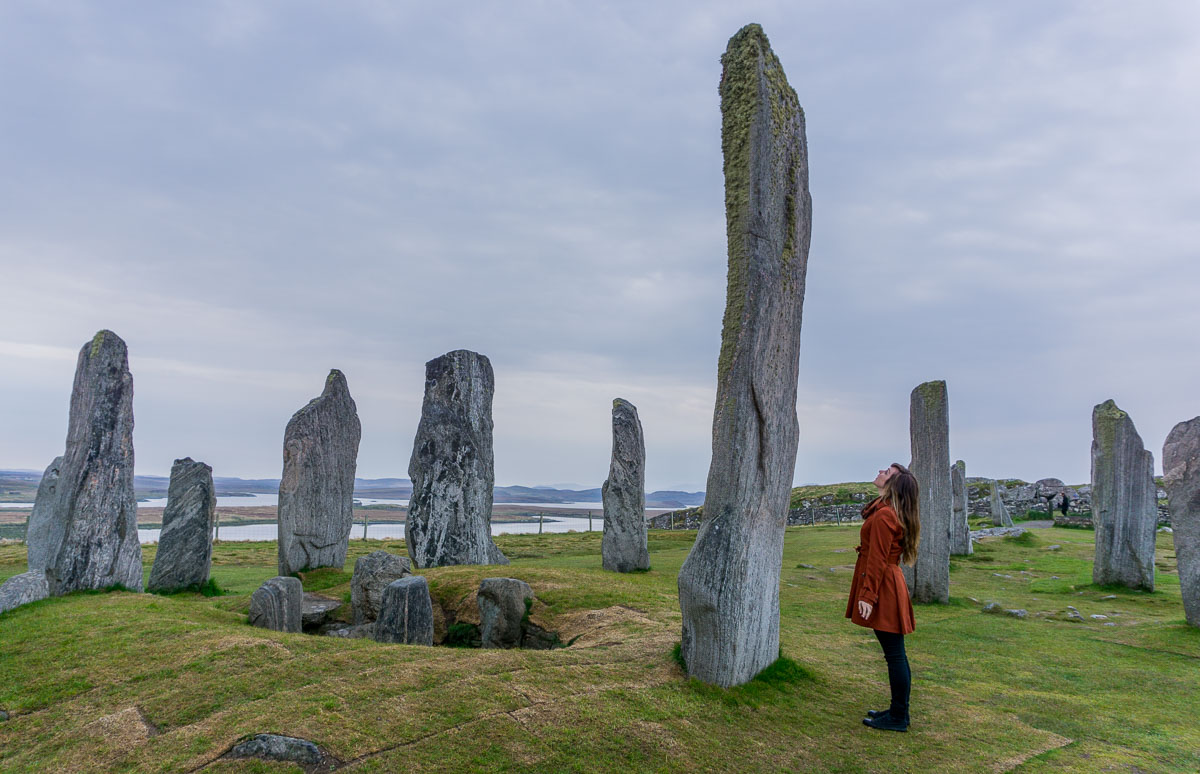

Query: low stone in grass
left=301, top=592, right=343, bottom=632
left=350, top=550, right=412, bottom=625
left=229, top=734, right=323, bottom=767
left=478, top=577, right=533, bottom=649
left=248, top=576, right=302, bottom=633
left=373, top=576, right=434, bottom=646
left=0, top=571, right=49, bottom=614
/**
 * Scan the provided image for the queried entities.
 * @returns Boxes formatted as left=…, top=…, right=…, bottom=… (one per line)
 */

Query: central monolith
left=676, top=24, right=811, bottom=688
left=148, top=458, right=216, bottom=592
left=277, top=370, right=362, bottom=576
left=407, top=350, right=507, bottom=567
left=950, top=460, right=972, bottom=555
left=1163, top=416, right=1200, bottom=627
left=908, top=380, right=950, bottom=603
left=1092, top=399, right=1156, bottom=590
left=602, top=398, right=649, bottom=572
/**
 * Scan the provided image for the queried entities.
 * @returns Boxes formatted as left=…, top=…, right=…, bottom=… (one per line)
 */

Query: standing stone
left=25, top=331, right=141, bottom=594
left=373, top=575, right=434, bottom=645
left=602, top=398, right=649, bottom=572
left=990, top=481, right=1014, bottom=527
left=950, top=460, right=972, bottom=555
left=1163, top=416, right=1200, bottom=626
left=1091, top=400, right=1156, bottom=591
left=406, top=350, right=507, bottom=568
left=351, top=550, right=412, bottom=625
left=908, top=380, right=951, bottom=604
left=248, top=576, right=303, bottom=633
left=0, top=571, right=50, bottom=614
left=478, top=577, right=533, bottom=649
left=277, top=370, right=362, bottom=576
left=676, top=24, right=811, bottom=688
left=147, top=458, right=216, bottom=592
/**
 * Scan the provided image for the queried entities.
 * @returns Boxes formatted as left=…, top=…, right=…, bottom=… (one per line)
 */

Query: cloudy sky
left=1, top=1, right=1197, bottom=490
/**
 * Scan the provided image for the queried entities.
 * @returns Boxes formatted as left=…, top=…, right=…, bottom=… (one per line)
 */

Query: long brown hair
left=883, top=462, right=921, bottom=565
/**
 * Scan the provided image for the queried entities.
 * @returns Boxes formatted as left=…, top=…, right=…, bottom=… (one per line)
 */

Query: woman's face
left=873, top=465, right=898, bottom=489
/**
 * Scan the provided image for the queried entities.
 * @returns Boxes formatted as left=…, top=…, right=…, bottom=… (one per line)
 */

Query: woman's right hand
left=857, top=600, right=874, bottom=620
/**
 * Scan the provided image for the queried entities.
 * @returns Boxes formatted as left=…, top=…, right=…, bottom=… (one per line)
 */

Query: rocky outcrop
left=406, top=350, right=507, bottom=568
left=1162, top=416, right=1200, bottom=625
left=277, top=370, right=362, bottom=576
left=677, top=24, right=811, bottom=688
left=1091, top=400, right=1156, bottom=591
left=478, top=577, right=533, bottom=649
left=25, top=330, right=142, bottom=594
left=990, top=480, right=1014, bottom=527
left=350, top=550, right=412, bottom=625
left=147, top=458, right=216, bottom=592
left=950, top=460, right=972, bottom=555
left=248, top=576, right=303, bottom=633
left=601, top=398, right=649, bottom=572
left=908, top=380, right=951, bottom=604
left=373, top=576, right=434, bottom=645
left=0, top=571, right=50, bottom=614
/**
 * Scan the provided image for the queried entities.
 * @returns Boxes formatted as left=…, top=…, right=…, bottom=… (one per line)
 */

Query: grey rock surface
left=23, top=456, right=63, bottom=570
left=248, top=576, right=303, bottom=633
left=373, top=575, right=434, bottom=646
left=970, top=526, right=1027, bottom=540
left=1163, top=416, right=1200, bottom=625
left=406, top=350, right=507, bottom=568
left=25, top=331, right=142, bottom=594
left=1091, top=400, right=1156, bottom=591
left=277, top=370, right=362, bottom=576
left=478, top=577, right=533, bottom=649
left=676, top=23, right=811, bottom=689
left=908, top=380, right=951, bottom=604
left=0, top=571, right=50, bottom=614
left=990, top=480, right=1014, bottom=527
left=601, top=398, right=650, bottom=572
left=229, top=734, right=323, bottom=766
left=326, top=623, right=375, bottom=639
left=950, top=460, right=972, bottom=556
left=350, top=550, right=412, bottom=625
left=147, top=458, right=216, bottom=592
left=301, top=592, right=343, bottom=631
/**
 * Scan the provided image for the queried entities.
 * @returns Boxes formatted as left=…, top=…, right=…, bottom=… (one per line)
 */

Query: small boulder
left=248, top=577, right=303, bottom=633
left=229, top=734, right=323, bottom=766
left=301, top=592, right=343, bottom=632
left=0, top=571, right=50, bottom=614
left=1004, top=609, right=1028, bottom=619
left=1046, top=545, right=1062, bottom=551
left=477, top=577, right=533, bottom=648
left=326, top=623, right=375, bottom=639
left=373, top=576, right=434, bottom=646
left=350, top=551, right=411, bottom=625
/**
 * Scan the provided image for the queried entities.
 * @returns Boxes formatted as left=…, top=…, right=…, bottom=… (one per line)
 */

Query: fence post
left=836, top=508, right=841, bottom=526
left=213, top=511, right=220, bottom=543
left=363, top=513, right=370, bottom=540
left=588, top=511, right=593, bottom=532
left=539, top=512, right=543, bottom=534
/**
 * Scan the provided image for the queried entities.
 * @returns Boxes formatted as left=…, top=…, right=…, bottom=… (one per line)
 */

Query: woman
left=845, top=463, right=920, bottom=732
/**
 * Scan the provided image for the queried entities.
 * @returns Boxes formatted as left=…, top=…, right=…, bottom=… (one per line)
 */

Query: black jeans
left=874, top=629, right=910, bottom=721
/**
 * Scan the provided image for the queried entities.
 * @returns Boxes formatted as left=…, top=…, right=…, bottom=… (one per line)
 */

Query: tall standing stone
left=908, top=380, right=950, bottom=604
left=950, top=460, right=972, bottom=555
left=277, top=370, right=362, bottom=576
left=1163, top=416, right=1200, bottom=627
left=1091, top=400, right=1156, bottom=591
left=602, top=398, right=649, bottom=572
left=25, top=331, right=142, bottom=594
left=990, top=481, right=1014, bottom=527
left=406, top=350, right=507, bottom=568
left=147, top=458, right=216, bottom=592
left=676, top=24, right=811, bottom=688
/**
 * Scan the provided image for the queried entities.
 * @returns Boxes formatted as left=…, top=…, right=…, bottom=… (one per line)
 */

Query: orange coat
left=845, top=497, right=915, bottom=635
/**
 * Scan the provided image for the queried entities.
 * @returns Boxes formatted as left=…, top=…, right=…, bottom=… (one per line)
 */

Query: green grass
left=1, top=527, right=1197, bottom=772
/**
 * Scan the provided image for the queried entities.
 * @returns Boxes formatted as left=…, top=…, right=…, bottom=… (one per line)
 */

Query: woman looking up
left=846, top=463, right=920, bottom=731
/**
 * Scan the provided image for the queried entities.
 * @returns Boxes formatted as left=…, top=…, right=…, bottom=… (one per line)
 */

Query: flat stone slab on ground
left=0, top=571, right=50, bottom=614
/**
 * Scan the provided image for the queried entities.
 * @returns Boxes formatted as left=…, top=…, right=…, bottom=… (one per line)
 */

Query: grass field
left=0, top=526, right=1196, bottom=773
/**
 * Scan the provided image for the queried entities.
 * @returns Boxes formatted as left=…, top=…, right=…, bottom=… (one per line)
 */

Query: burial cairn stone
left=907, top=380, right=951, bottom=604
left=0, top=571, right=50, bottom=615
left=478, top=577, right=533, bottom=649
left=277, top=369, right=362, bottom=576
left=147, top=458, right=216, bottom=592
left=990, top=480, right=1014, bottom=527
left=373, top=576, right=434, bottom=645
left=407, top=350, right=507, bottom=568
left=351, top=550, right=412, bottom=625
left=1163, top=416, right=1200, bottom=627
left=25, top=330, right=142, bottom=594
left=676, top=24, right=812, bottom=688
left=602, top=398, right=650, bottom=572
left=1091, top=399, right=1156, bottom=591
left=950, top=460, right=972, bottom=555
left=248, top=576, right=303, bottom=633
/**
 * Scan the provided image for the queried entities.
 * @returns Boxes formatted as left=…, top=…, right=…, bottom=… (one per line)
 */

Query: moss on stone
left=915, top=380, right=947, bottom=412
left=89, top=330, right=107, bottom=357
left=1094, top=399, right=1127, bottom=456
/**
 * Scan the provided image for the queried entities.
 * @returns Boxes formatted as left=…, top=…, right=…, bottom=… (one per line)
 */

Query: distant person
left=1060, top=492, right=1070, bottom=516
left=846, top=463, right=920, bottom=732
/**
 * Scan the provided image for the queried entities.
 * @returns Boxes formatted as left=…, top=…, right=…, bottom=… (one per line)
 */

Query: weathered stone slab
left=0, top=571, right=49, bottom=614
left=248, top=576, right=302, bottom=633
left=228, top=734, right=324, bottom=767
left=990, top=480, right=1014, bottom=527
left=25, top=331, right=142, bottom=594
left=373, top=575, right=434, bottom=646
left=1163, top=416, right=1200, bottom=625
left=478, top=577, right=532, bottom=649
left=908, top=380, right=951, bottom=604
left=950, top=460, right=972, bottom=555
left=277, top=369, right=361, bottom=576
left=350, top=550, right=412, bottom=625
left=147, top=458, right=216, bottom=592
left=301, top=592, right=343, bottom=632
left=1091, top=400, right=1156, bottom=591
left=602, top=398, right=649, bottom=572
left=23, top=456, right=63, bottom=570
left=406, top=350, right=507, bottom=568
left=676, top=23, right=811, bottom=688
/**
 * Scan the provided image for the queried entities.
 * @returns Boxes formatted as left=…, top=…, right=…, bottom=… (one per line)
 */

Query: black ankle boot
left=865, top=709, right=887, bottom=718
left=863, top=711, right=908, bottom=732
